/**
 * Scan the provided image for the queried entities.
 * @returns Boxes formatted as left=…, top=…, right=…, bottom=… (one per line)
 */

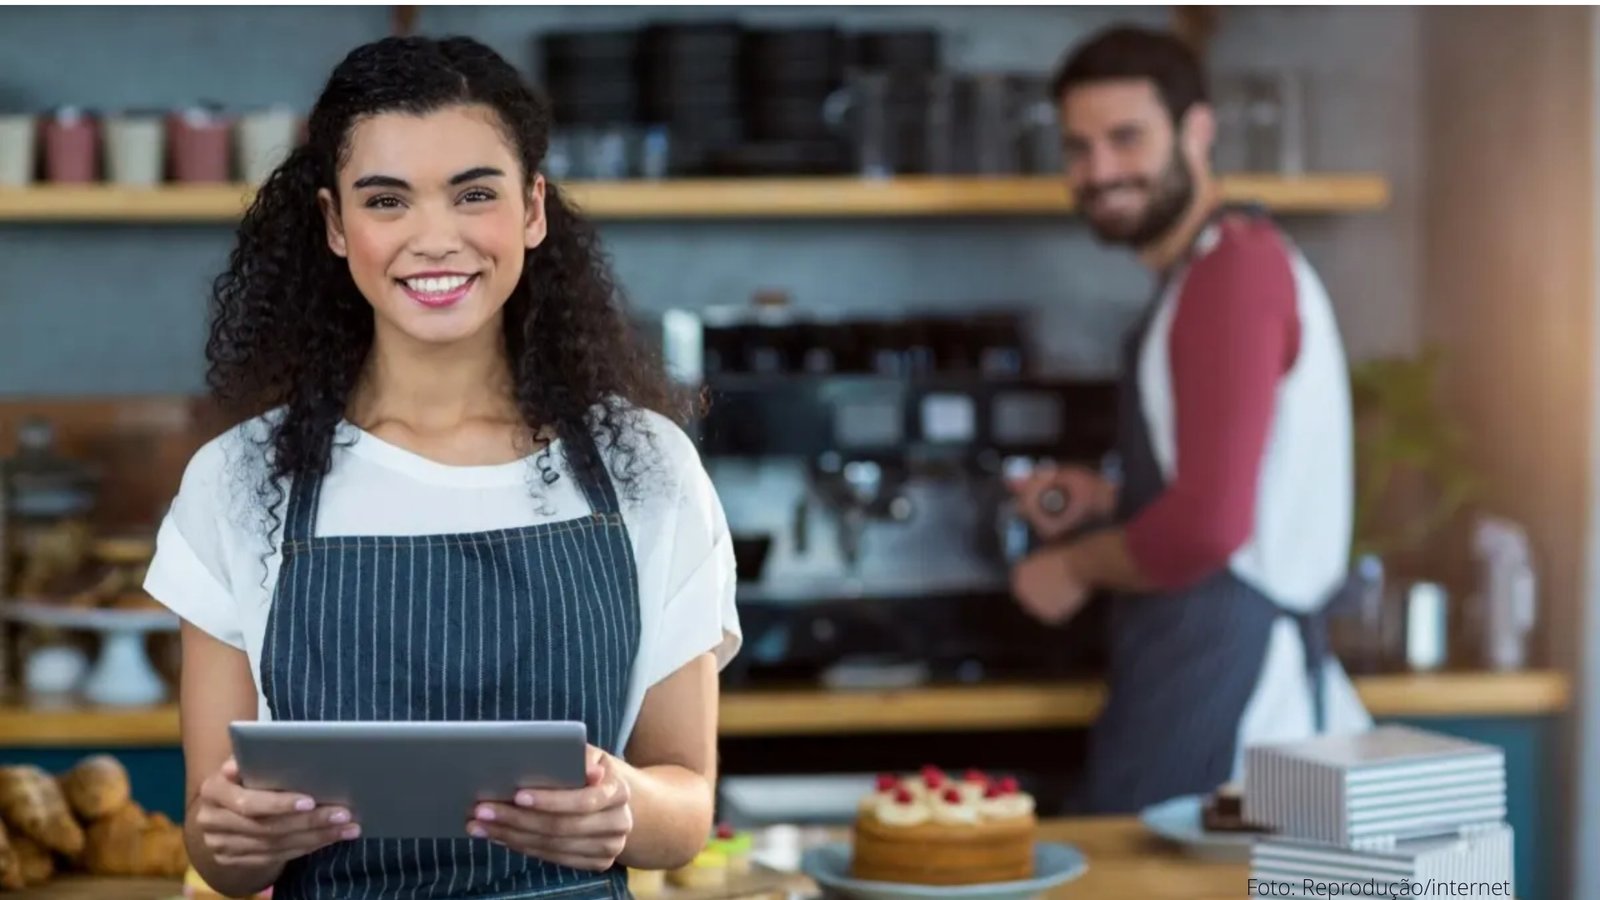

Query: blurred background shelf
left=0, top=670, right=1565, bottom=747
left=0, top=173, right=1390, bottom=223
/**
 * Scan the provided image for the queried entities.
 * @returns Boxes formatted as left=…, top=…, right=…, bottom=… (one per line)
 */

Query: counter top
left=10, top=817, right=1254, bottom=899
left=8, top=876, right=177, bottom=900
left=0, top=670, right=1569, bottom=747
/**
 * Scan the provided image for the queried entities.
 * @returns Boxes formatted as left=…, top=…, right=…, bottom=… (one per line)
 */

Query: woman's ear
left=317, top=187, right=348, bottom=258
left=524, top=174, right=548, bottom=250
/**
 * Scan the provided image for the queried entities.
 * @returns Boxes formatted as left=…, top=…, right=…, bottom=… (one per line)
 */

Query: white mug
left=237, top=107, right=298, bottom=184
left=0, top=114, right=36, bottom=186
left=105, top=115, right=166, bottom=186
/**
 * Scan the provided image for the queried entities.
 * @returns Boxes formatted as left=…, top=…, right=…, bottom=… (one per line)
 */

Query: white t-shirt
left=143, top=408, right=742, bottom=754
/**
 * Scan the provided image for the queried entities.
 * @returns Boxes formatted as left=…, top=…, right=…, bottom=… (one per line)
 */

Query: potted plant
left=1336, top=348, right=1480, bottom=672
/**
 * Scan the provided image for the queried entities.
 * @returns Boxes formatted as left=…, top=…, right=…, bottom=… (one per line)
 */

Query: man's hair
left=1050, top=26, right=1208, bottom=125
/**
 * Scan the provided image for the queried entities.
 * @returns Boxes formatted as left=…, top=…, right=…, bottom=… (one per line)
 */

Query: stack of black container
left=726, top=27, right=850, bottom=176
left=534, top=21, right=956, bottom=178
left=637, top=22, right=745, bottom=176
left=538, top=30, right=640, bottom=129
left=851, top=29, right=943, bottom=175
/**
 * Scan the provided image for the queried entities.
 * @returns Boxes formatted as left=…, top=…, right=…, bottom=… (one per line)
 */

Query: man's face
left=1058, top=79, right=1199, bottom=248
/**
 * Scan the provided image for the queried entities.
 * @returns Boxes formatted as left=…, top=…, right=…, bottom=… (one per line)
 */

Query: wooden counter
left=6, top=818, right=1273, bottom=899
left=0, top=670, right=1570, bottom=747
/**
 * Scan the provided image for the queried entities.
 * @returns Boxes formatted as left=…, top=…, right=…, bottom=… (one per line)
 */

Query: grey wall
left=0, top=6, right=1419, bottom=395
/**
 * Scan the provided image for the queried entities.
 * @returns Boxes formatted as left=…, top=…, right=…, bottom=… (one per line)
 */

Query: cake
left=626, top=867, right=665, bottom=897
left=708, top=822, right=752, bottom=875
left=851, top=767, right=1036, bottom=885
left=1201, top=782, right=1270, bottom=834
left=666, top=846, right=727, bottom=889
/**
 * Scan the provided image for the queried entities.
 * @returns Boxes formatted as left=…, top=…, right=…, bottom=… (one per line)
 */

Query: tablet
left=230, top=720, right=588, bottom=839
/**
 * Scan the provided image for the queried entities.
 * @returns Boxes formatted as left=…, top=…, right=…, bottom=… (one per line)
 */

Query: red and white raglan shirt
left=1123, top=214, right=1373, bottom=771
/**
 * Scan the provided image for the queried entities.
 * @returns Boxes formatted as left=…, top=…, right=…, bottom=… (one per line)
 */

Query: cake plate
left=6, top=600, right=179, bottom=707
left=801, top=842, right=1085, bottom=900
left=1139, top=793, right=1260, bottom=862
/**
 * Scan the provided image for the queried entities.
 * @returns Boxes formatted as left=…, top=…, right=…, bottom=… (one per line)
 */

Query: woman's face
left=319, top=103, right=546, bottom=348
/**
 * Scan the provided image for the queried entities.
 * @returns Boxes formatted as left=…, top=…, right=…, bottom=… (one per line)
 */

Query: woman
left=144, top=36, right=740, bottom=899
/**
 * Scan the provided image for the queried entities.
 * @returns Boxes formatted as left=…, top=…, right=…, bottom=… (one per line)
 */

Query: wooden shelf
left=0, top=670, right=1566, bottom=747
left=720, top=669, right=1572, bottom=736
left=0, top=174, right=1390, bottom=223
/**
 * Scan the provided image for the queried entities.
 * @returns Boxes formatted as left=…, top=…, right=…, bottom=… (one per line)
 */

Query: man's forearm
left=615, top=761, right=715, bottom=870
left=1063, top=527, right=1155, bottom=594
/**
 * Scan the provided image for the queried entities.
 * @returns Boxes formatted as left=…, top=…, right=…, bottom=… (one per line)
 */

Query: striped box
left=1250, top=824, right=1514, bottom=899
left=1242, top=725, right=1506, bottom=847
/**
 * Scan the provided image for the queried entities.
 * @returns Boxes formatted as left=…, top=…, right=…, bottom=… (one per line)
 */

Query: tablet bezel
left=229, top=720, right=589, bottom=839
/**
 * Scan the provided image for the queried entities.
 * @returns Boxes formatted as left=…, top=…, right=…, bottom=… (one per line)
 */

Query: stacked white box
left=1242, top=725, right=1515, bottom=899
left=1250, top=825, right=1514, bottom=898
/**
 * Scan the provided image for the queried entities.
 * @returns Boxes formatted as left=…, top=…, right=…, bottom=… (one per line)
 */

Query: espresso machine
left=656, top=304, right=1119, bottom=688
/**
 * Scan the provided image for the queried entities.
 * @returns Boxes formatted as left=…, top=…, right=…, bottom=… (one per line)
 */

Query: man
left=1009, top=26, right=1372, bottom=813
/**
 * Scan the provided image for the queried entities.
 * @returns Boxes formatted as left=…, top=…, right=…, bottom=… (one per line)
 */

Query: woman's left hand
left=467, top=745, right=633, bottom=872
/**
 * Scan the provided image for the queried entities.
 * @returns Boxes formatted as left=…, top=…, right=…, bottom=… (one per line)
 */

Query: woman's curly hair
left=206, top=36, right=687, bottom=542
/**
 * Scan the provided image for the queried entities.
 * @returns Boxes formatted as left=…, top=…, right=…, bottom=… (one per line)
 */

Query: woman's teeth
left=404, top=275, right=472, bottom=294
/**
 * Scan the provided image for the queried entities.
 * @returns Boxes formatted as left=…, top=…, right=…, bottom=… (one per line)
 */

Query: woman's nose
left=407, top=205, right=464, bottom=259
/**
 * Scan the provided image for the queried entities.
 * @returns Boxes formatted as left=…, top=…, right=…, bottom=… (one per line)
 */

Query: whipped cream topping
left=876, top=799, right=933, bottom=827
left=979, top=793, right=1036, bottom=821
left=867, top=771, right=1033, bottom=826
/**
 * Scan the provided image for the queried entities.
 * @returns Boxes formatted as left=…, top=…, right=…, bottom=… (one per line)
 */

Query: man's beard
left=1076, top=151, right=1195, bottom=249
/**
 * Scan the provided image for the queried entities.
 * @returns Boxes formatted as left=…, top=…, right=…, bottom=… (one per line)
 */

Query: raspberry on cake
left=860, top=772, right=903, bottom=814
left=958, top=769, right=992, bottom=803
left=851, top=768, right=1036, bottom=885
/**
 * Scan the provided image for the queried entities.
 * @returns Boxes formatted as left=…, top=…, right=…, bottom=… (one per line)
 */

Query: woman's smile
left=397, top=271, right=480, bottom=309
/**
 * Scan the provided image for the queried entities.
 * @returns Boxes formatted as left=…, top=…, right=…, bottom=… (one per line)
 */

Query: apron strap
left=1286, top=606, right=1330, bottom=733
left=282, top=463, right=324, bottom=544
left=1286, top=570, right=1369, bottom=734
left=565, top=426, right=622, bottom=517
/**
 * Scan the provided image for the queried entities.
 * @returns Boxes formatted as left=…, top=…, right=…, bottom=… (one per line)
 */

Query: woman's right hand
left=192, top=757, right=359, bottom=871
left=1007, top=464, right=1117, bottom=541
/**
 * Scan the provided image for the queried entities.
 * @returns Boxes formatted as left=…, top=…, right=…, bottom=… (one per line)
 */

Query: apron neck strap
left=283, top=462, right=324, bottom=544
left=563, top=425, right=621, bottom=517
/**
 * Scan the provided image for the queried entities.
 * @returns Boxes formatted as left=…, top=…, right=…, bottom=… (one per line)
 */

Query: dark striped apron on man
left=259, top=429, right=639, bottom=899
left=1075, top=206, right=1336, bottom=814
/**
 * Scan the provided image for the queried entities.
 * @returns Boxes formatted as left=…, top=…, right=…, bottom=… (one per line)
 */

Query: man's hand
left=1007, top=464, right=1117, bottom=540
left=466, top=746, right=632, bottom=872
left=1010, top=545, right=1092, bottom=625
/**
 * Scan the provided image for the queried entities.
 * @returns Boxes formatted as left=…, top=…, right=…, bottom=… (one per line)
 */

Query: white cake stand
left=5, top=601, right=179, bottom=707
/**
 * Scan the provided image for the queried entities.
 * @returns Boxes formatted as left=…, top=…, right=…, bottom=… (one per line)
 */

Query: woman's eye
left=364, top=195, right=403, bottom=210
left=460, top=188, right=496, bottom=204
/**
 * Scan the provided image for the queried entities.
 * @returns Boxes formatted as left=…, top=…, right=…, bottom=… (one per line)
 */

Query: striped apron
left=1075, top=208, right=1334, bottom=813
left=259, top=431, right=639, bottom=899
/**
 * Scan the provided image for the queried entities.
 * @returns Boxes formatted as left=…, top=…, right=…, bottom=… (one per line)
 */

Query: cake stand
left=5, top=601, right=179, bottom=707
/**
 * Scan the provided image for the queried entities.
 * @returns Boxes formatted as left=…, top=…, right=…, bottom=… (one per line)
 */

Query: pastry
left=708, top=821, right=752, bottom=875
left=0, top=765, right=86, bottom=858
left=1201, top=782, right=1270, bottom=833
left=667, top=847, right=727, bottom=888
left=57, top=754, right=132, bottom=821
left=625, top=867, right=665, bottom=897
left=851, top=768, right=1035, bottom=885
left=12, top=833, right=54, bottom=886
left=184, top=865, right=274, bottom=898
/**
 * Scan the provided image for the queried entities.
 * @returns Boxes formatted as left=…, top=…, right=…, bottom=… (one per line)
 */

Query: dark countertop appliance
left=657, top=308, right=1118, bottom=688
